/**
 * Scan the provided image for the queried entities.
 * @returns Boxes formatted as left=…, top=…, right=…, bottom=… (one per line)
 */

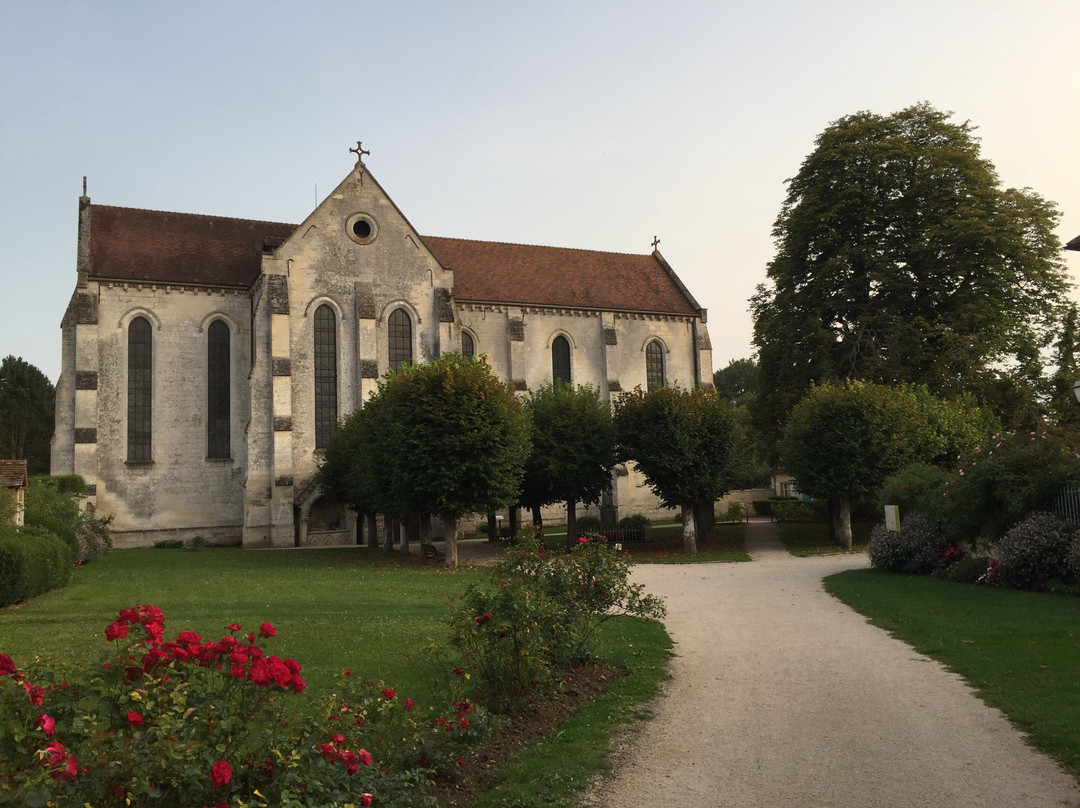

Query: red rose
left=176, top=631, right=202, bottom=644
left=358, top=748, right=372, bottom=767
left=37, top=714, right=56, bottom=737
left=126, top=711, right=144, bottom=727
left=0, top=653, right=15, bottom=676
left=362, top=793, right=373, bottom=806
left=258, top=622, right=276, bottom=639
left=226, top=622, right=241, bottom=632
left=210, top=759, right=232, bottom=789
left=381, top=688, right=396, bottom=700
left=405, top=698, right=414, bottom=711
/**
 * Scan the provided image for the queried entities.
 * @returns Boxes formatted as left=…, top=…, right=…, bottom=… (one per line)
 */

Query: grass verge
left=470, top=616, right=672, bottom=808
left=776, top=520, right=872, bottom=556
left=825, top=568, right=1080, bottom=774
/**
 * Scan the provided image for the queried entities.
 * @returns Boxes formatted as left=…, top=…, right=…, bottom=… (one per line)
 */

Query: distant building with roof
left=51, top=150, right=714, bottom=548
left=0, top=460, right=28, bottom=526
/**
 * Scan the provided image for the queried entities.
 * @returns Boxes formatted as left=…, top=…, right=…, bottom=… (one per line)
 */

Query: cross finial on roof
left=651, top=235, right=660, bottom=250
left=349, top=141, right=371, bottom=166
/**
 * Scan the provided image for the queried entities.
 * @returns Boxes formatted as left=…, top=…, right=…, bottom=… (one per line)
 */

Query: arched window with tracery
left=461, top=331, right=475, bottom=358
left=127, top=316, right=152, bottom=462
left=646, top=340, right=665, bottom=391
left=552, top=335, right=571, bottom=384
left=388, top=309, right=413, bottom=371
left=207, top=320, right=231, bottom=458
left=314, top=304, right=337, bottom=449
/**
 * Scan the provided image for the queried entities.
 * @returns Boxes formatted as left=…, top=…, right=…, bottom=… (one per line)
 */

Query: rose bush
left=0, top=606, right=484, bottom=808
left=447, top=532, right=665, bottom=713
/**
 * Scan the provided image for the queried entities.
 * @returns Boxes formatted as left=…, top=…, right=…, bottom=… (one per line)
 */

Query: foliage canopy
left=0, top=356, right=54, bottom=475
left=752, top=103, right=1069, bottom=446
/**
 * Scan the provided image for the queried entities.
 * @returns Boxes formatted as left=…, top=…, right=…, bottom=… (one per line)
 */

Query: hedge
left=0, top=527, right=74, bottom=607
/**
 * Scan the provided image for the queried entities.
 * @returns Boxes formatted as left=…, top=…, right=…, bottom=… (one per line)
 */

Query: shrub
left=717, top=502, right=747, bottom=523
left=0, top=527, right=74, bottom=607
left=771, top=499, right=822, bottom=521
left=576, top=515, right=602, bottom=533
left=942, top=555, right=990, bottom=584
left=448, top=533, right=664, bottom=713
left=23, top=477, right=81, bottom=562
left=867, top=513, right=953, bottom=574
left=995, top=512, right=1076, bottom=591
left=946, top=432, right=1080, bottom=546
left=618, top=514, right=650, bottom=530
left=0, top=606, right=473, bottom=807
left=0, top=489, right=15, bottom=527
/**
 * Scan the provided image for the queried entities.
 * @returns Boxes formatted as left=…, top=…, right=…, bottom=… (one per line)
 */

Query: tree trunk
left=565, top=500, right=578, bottom=551
left=366, top=512, right=377, bottom=549
left=383, top=516, right=395, bottom=552
left=681, top=504, right=698, bottom=555
left=444, top=514, right=459, bottom=568
left=833, top=497, right=853, bottom=550
left=531, top=504, right=543, bottom=536
left=509, top=506, right=520, bottom=544
left=486, top=511, right=498, bottom=544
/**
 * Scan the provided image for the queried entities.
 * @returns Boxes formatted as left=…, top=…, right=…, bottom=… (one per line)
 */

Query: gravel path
left=584, top=520, right=1080, bottom=808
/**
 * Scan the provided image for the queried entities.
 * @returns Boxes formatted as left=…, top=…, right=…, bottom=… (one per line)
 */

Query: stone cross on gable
left=350, top=141, right=371, bottom=166
left=652, top=235, right=660, bottom=250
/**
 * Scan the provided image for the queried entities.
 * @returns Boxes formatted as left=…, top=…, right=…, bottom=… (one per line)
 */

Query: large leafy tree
left=0, top=356, right=55, bottom=475
left=519, top=382, right=616, bottom=548
left=318, top=353, right=530, bottom=567
left=613, top=386, right=739, bottom=554
left=780, top=380, right=997, bottom=548
left=752, top=103, right=1068, bottom=450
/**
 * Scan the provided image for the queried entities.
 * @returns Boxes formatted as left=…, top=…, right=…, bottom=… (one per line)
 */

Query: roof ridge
left=421, top=234, right=652, bottom=258
left=93, top=203, right=298, bottom=229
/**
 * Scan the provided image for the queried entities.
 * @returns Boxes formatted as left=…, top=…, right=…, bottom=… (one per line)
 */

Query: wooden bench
left=420, top=541, right=445, bottom=563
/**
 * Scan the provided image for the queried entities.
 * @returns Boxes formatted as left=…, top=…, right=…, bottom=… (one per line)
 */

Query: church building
left=51, top=147, right=714, bottom=548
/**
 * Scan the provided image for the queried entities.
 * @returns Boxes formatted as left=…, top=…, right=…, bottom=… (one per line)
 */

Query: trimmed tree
left=780, top=380, right=996, bottom=549
left=519, top=382, right=616, bottom=549
left=319, top=353, right=531, bottom=567
left=613, top=386, right=739, bottom=554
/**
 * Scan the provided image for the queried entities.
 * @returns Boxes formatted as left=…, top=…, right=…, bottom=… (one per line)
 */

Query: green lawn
left=825, top=569, right=1080, bottom=774
left=0, top=546, right=473, bottom=700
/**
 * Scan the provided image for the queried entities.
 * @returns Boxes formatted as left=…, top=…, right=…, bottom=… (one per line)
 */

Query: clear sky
left=2, top=1, right=1078, bottom=384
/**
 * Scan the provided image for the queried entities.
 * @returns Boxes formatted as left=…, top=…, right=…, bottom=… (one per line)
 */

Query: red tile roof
left=423, top=236, right=701, bottom=315
left=87, top=205, right=702, bottom=315
left=89, top=206, right=297, bottom=288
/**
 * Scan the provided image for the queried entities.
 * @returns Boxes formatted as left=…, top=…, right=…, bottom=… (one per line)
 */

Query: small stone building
left=51, top=149, right=714, bottom=548
left=0, top=460, right=28, bottom=526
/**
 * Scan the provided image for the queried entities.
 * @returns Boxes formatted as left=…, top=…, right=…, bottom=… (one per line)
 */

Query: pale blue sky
left=3, top=1, right=1078, bottom=383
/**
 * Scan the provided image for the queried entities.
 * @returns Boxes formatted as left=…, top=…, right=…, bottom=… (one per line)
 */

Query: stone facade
left=51, top=156, right=714, bottom=548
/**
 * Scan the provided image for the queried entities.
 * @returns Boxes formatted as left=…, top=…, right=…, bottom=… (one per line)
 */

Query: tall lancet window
left=646, top=341, right=665, bottom=391
left=388, top=309, right=413, bottom=371
left=207, top=320, right=231, bottom=458
left=552, top=335, right=571, bottom=384
left=127, top=316, right=153, bottom=462
left=314, top=305, right=338, bottom=449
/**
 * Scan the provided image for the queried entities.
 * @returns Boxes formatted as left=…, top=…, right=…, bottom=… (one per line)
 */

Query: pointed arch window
left=552, top=335, right=571, bottom=384
left=127, top=316, right=152, bottom=462
left=207, top=320, right=230, bottom=458
left=646, top=340, right=665, bottom=391
left=461, top=331, right=475, bottom=358
left=314, top=305, right=338, bottom=449
left=388, top=309, right=413, bottom=371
